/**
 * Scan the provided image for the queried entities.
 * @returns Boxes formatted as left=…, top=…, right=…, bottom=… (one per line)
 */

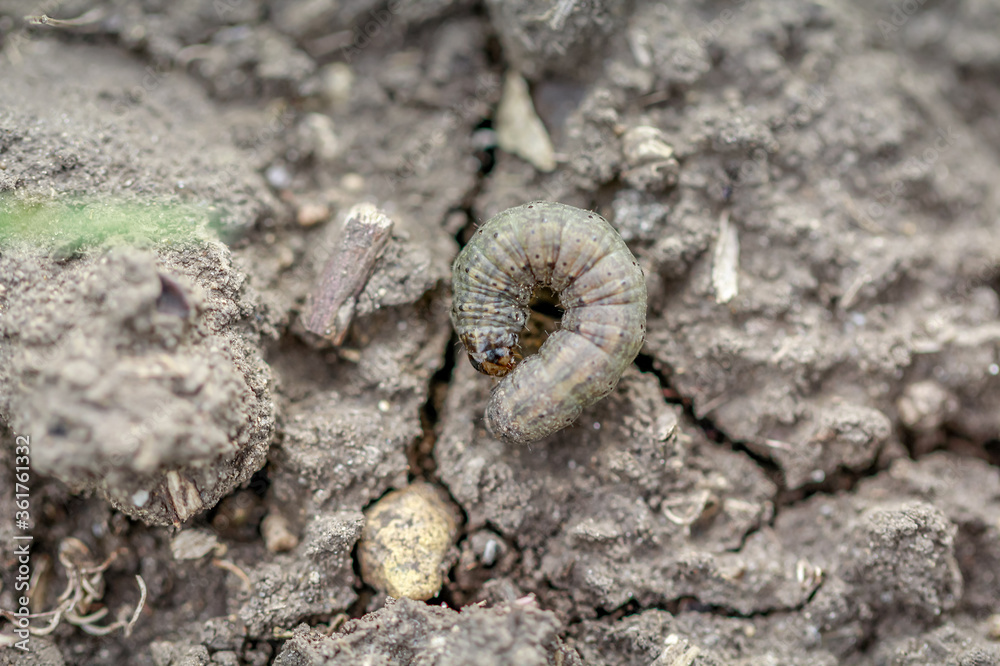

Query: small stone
left=297, top=113, right=341, bottom=163
left=897, top=380, right=957, bottom=432
left=320, top=63, right=354, bottom=108
left=265, top=163, right=292, bottom=189
left=358, top=482, right=459, bottom=600
left=987, top=614, right=1000, bottom=641
left=296, top=202, right=330, bottom=227
left=341, top=173, right=365, bottom=191
left=621, top=125, right=679, bottom=191
left=261, top=512, right=300, bottom=553
left=622, top=126, right=674, bottom=164
left=470, top=530, right=506, bottom=567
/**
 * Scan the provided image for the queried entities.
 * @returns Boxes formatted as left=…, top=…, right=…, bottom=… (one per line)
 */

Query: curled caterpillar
left=451, top=201, right=647, bottom=444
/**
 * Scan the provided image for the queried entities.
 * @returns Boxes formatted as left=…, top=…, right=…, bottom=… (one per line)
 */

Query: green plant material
left=0, top=194, right=218, bottom=255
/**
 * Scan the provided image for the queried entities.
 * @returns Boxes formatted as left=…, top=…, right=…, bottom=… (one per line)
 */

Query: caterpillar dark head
left=467, top=346, right=518, bottom=377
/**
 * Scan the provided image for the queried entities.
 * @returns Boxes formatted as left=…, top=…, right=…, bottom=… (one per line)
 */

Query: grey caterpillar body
left=451, top=201, right=647, bottom=444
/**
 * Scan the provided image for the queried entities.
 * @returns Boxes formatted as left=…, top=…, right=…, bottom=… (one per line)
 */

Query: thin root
left=213, top=558, right=252, bottom=591
left=0, top=539, right=146, bottom=639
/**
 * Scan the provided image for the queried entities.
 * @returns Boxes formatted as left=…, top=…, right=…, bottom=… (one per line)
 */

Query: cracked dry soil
left=1, top=0, right=1000, bottom=664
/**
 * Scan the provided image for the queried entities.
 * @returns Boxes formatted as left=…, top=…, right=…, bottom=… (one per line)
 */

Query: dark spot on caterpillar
left=450, top=201, right=647, bottom=444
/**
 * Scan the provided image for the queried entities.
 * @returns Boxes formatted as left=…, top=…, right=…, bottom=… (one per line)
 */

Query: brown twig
left=304, top=203, right=394, bottom=344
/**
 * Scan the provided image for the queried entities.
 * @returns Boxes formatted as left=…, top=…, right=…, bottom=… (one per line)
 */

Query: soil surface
left=1, top=1, right=999, bottom=664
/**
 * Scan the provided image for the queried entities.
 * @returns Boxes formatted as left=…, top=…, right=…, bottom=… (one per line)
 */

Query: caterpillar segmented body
left=451, top=201, right=647, bottom=444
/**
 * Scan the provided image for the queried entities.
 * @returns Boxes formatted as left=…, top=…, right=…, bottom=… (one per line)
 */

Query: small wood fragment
left=165, top=470, right=204, bottom=526
left=496, top=71, right=556, bottom=172
left=712, top=211, right=740, bottom=304
left=304, top=203, right=394, bottom=344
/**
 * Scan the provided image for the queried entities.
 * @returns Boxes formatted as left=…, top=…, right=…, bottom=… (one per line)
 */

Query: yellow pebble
left=358, top=483, right=459, bottom=600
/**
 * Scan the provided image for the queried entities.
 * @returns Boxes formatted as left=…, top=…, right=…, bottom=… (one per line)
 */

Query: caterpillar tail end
left=484, top=381, right=578, bottom=445
left=484, top=400, right=539, bottom=445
